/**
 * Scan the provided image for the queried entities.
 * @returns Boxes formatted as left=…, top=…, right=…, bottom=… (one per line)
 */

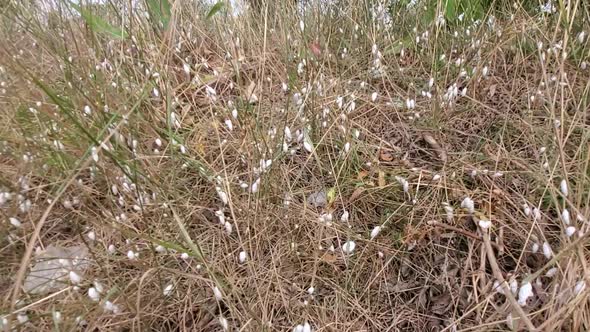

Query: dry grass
left=1, top=0, right=589, bottom=331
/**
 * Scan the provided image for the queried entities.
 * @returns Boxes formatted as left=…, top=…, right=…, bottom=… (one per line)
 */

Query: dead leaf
left=508, top=308, right=521, bottom=331
left=348, top=187, right=366, bottom=203
left=386, top=280, right=421, bottom=293
left=246, top=81, right=255, bottom=95
left=488, top=84, right=497, bottom=97
left=319, top=252, right=338, bottom=263
left=417, top=286, right=429, bottom=308
left=357, top=170, right=369, bottom=180
left=426, top=318, right=444, bottom=331
left=309, top=41, right=322, bottom=57
left=423, top=134, right=447, bottom=163
left=245, top=81, right=258, bottom=104
left=430, top=292, right=453, bottom=315
left=379, top=149, right=393, bottom=161
left=378, top=171, right=386, bottom=187
left=193, top=135, right=206, bottom=155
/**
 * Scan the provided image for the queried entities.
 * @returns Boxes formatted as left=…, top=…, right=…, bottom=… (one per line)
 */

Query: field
left=1, top=0, right=589, bottom=330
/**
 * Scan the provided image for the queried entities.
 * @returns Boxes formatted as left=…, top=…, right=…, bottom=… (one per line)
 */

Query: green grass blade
left=70, top=3, right=127, bottom=39
left=146, top=0, right=172, bottom=30
left=206, top=1, right=225, bottom=19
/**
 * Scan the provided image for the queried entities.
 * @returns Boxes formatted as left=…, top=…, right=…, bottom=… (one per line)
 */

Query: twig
left=482, top=231, right=537, bottom=331
left=427, top=220, right=500, bottom=249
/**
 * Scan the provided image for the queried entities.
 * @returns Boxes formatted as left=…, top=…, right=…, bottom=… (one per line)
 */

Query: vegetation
left=0, top=0, right=589, bottom=330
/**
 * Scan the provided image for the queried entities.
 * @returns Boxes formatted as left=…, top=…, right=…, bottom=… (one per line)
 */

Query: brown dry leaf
left=386, top=280, right=422, bottom=293
left=508, top=308, right=521, bottom=331
left=488, top=84, right=497, bottom=97
left=246, top=81, right=255, bottom=95
left=423, top=134, right=448, bottom=163
left=417, top=286, right=429, bottom=308
left=426, top=318, right=444, bottom=331
left=492, top=187, right=505, bottom=197
left=378, top=171, right=386, bottom=187
left=193, top=135, right=206, bottom=155
left=319, top=252, right=338, bottom=263
left=195, top=143, right=206, bottom=155
left=379, top=149, right=394, bottom=161
left=245, top=81, right=258, bottom=103
left=430, top=293, right=453, bottom=315
left=357, top=170, right=369, bottom=180
left=349, top=187, right=366, bottom=203
left=309, top=41, right=322, bottom=57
